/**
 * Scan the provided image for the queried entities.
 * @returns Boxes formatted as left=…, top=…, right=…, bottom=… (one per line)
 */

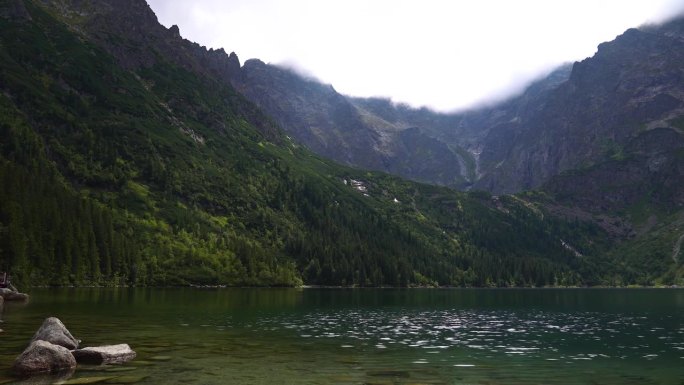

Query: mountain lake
left=0, top=288, right=682, bottom=384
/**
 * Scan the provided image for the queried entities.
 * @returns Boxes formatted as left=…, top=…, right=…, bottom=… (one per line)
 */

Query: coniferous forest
left=0, top=1, right=680, bottom=288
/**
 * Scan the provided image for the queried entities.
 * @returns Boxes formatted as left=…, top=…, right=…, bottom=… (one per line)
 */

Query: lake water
left=0, top=288, right=682, bottom=384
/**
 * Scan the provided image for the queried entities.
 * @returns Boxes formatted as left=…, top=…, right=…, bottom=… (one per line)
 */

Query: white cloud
left=147, top=0, right=684, bottom=112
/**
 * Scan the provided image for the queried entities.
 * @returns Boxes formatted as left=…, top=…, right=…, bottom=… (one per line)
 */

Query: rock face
left=231, top=59, right=471, bottom=188
left=30, top=317, right=79, bottom=350
left=471, top=20, right=684, bottom=193
left=72, top=344, right=137, bottom=364
left=543, top=127, right=684, bottom=213
left=12, top=340, right=77, bottom=376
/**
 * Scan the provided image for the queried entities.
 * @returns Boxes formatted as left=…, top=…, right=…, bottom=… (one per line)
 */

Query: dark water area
left=0, top=288, right=682, bottom=384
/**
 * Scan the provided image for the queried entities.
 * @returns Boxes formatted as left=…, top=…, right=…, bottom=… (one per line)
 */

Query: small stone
left=13, top=340, right=77, bottom=375
left=148, top=355, right=171, bottom=361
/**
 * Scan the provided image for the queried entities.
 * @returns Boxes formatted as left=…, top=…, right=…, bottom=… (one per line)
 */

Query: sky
left=147, top=0, right=684, bottom=112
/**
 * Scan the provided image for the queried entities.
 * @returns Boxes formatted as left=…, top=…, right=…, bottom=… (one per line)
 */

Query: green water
left=0, top=288, right=682, bottom=384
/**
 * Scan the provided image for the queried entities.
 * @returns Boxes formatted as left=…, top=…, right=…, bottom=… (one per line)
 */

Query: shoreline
left=24, top=284, right=682, bottom=290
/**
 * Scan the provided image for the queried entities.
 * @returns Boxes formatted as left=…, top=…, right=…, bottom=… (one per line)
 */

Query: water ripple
left=257, top=308, right=682, bottom=364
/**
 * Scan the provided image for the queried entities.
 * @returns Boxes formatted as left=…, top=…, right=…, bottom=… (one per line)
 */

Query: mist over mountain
left=225, top=17, right=684, bottom=194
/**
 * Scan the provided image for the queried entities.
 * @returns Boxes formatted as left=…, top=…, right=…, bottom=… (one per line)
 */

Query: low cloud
left=148, top=0, right=684, bottom=112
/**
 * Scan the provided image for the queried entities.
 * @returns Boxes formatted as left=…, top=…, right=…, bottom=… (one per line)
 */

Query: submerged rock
left=366, top=369, right=411, bottom=378
left=6, top=369, right=75, bottom=384
left=59, top=376, right=116, bottom=384
left=72, top=344, right=136, bottom=365
left=107, top=375, right=149, bottom=384
left=13, top=340, right=77, bottom=375
left=148, top=355, right=172, bottom=361
left=31, top=317, right=80, bottom=350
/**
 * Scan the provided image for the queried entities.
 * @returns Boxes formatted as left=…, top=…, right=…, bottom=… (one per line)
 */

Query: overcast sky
left=147, top=0, right=684, bottom=112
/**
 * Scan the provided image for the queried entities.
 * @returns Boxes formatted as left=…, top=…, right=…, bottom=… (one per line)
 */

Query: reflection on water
left=0, top=288, right=682, bottom=384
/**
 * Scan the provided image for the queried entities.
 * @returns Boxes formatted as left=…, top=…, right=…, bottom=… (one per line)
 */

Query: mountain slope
left=226, top=17, right=684, bottom=197
left=227, top=52, right=574, bottom=190
left=215, top=14, right=684, bottom=286
left=475, top=20, right=684, bottom=193
left=231, top=59, right=471, bottom=188
left=0, top=0, right=624, bottom=287
left=537, top=126, right=684, bottom=285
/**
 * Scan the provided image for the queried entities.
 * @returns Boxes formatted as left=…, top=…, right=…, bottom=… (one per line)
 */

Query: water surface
left=0, top=288, right=682, bottom=384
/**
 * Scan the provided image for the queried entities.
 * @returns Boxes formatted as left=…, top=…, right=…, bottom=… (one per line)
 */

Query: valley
left=0, top=0, right=682, bottom=288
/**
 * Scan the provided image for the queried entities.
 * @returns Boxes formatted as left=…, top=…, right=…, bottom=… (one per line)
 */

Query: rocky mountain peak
left=32, top=0, right=244, bottom=81
left=168, top=24, right=180, bottom=38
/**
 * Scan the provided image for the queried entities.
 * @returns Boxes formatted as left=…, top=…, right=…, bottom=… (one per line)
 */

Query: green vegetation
left=0, top=1, right=677, bottom=288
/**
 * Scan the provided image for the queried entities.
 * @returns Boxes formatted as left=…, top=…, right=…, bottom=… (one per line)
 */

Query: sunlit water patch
left=0, top=288, right=682, bottom=384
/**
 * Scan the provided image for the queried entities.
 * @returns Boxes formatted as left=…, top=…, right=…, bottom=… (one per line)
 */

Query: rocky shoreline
left=0, top=286, right=29, bottom=302
left=12, top=317, right=136, bottom=378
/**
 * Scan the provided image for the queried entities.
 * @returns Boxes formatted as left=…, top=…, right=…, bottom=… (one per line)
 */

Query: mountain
left=228, top=18, right=684, bottom=196
left=480, top=19, right=684, bottom=284
left=226, top=53, right=574, bottom=191
left=474, top=20, right=684, bottom=193
left=220, top=16, right=684, bottom=285
left=0, top=0, right=634, bottom=288
left=231, top=59, right=471, bottom=188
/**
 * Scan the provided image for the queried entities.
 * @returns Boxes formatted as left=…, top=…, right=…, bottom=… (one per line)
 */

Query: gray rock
left=0, top=287, right=14, bottom=296
left=0, top=287, right=29, bottom=301
left=72, top=344, right=136, bottom=364
left=30, top=317, right=79, bottom=350
left=13, top=340, right=77, bottom=375
left=4, top=291, right=29, bottom=301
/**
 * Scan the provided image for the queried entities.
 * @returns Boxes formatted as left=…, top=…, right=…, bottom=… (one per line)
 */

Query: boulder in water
left=30, top=317, right=79, bottom=350
left=12, top=340, right=77, bottom=376
left=72, top=344, right=137, bottom=364
left=0, top=287, right=29, bottom=301
left=4, top=292, right=28, bottom=301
